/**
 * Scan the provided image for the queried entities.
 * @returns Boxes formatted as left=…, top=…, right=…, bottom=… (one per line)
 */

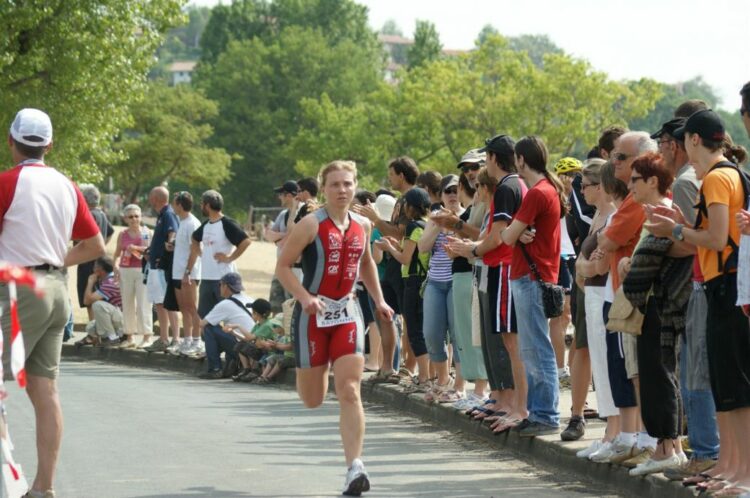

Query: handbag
left=605, top=287, right=644, bottom=335
left=519, top=245, right=564, bottom=318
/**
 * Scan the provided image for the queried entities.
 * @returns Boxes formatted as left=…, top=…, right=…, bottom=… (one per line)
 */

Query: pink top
left=119, top=229, right=148, bottom=268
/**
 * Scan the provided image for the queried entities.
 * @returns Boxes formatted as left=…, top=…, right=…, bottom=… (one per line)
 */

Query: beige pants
left=623, top=331, right=639, bottom=379
left=1, top=270, right=69, bottom=380
left=89, top=300, right=124, bottom=337
left=119, top=267, right=152, bottom=336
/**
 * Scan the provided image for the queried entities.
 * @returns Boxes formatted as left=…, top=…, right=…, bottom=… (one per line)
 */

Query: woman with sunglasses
left=112, top=204, right=153, bottom=348
left=418, top=175, right=466, bottom=403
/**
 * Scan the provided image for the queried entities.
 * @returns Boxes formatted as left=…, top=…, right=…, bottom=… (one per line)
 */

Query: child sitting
left=253, top=314, right=295, bottom=384
left=225, top=299, right=277, bottom=382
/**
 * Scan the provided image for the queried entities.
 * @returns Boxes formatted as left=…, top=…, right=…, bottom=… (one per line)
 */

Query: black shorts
left=357, top=288, right=375, bottom=324
left=557, top=256, right=575, bottom=294
left=705, top=274, right=750, bottom=412
left=380, top=277, right=403, bottom=315
left=234, top=341, right=265, bottom=361
left=172, top=278, right=200, bottom=290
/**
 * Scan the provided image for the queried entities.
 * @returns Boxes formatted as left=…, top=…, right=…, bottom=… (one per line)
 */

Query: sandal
left=683, top=472, right=715, bottom=487
left=75, top=335, right=97, bottom=347
left=466, top=398, right=495, bottom=416
left=492, top=418, right=522, bottom=435
left=252, top=376, right=270, bottom=385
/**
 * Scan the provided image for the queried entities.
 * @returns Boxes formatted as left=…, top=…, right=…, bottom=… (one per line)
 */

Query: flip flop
left=363, top=366, right=378, bottom=372
left=682, top=472, right=714, bottom=487
left=466, top=398, right=496, bottom=417
left=493, top=418, right=521, bottom=435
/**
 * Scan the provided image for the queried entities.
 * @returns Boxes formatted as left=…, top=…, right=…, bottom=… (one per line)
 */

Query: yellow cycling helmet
left=554, top=157, right=583, bottom=175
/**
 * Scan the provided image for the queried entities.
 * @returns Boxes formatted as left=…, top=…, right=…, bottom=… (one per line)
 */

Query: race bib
left=316, top=295, right=357, bottom=328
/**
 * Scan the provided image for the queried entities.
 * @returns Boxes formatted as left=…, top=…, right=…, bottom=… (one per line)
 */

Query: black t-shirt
left=567, top=174, right=594, bottom=255
left=294, top=201, right=314, bottom=223
left=452, top=207, right=473, bottom=273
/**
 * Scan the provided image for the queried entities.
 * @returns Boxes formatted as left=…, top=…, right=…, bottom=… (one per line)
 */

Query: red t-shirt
left=510, top=178, right=561, bottom=282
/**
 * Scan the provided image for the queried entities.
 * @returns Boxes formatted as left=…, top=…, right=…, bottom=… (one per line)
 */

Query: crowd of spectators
left=74, top=80, right=750, bottom=494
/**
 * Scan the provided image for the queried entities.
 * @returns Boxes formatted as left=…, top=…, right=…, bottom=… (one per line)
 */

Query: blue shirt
left=149, top=204, right=179, bottom=269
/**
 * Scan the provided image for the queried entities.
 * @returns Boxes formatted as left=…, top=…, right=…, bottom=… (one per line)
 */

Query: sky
left=190, top=0, right=750, bottom=109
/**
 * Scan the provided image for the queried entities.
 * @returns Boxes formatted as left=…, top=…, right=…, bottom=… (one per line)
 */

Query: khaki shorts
left=623, top=331, right=639, bottom=379
left=1, top=270, right=70, bottom=380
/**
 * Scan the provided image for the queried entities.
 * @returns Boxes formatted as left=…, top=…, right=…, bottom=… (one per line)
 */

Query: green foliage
left=102, top=82, right=232, bottom=201
left=288, top=33, right=662, bottom=187
left=196, top=20, right=383, bottom=208
left=0, top=0, right=185, bottom=178
left=507, top=34, right=564, bottom=68
left=199, top=0, right=270, bottom=65
left=380, top=19, right=403, bottom=37
left=407, top=20, right=442, bottom=69
left=150, top=6, right=211, bottom=80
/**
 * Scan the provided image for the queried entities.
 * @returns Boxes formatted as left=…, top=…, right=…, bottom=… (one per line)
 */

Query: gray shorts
left=198, top=279, right=222, bottom=318
left=1, top=270, right=70, bottom=380
left=684, top=283, right=710, bottom=390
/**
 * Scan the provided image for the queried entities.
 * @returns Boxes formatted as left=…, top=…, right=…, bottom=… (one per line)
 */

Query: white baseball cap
left=374, top=194, right=396, bottom=221
left=10, top=108, right=53, bottom=147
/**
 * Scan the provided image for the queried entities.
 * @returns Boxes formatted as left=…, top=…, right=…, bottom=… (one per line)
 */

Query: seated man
left=75, top=256, right=123, bottom=347
left=198, top=272, right=254, bottom=379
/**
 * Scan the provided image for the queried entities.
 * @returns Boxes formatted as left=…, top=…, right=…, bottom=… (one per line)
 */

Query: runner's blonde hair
left=319, top=160, right=357, bottom=186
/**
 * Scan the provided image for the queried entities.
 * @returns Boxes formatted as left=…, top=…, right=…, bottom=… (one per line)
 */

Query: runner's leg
left=333, top=354, right=366, bottom=466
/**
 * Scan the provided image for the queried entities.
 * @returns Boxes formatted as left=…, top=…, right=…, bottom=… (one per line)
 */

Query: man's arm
left=65, top=233, right=105, bottom=267
left=228, top=238, right=251, bottom=262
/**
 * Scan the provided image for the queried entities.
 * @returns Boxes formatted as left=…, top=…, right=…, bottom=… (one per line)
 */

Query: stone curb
left=62, top=343, right=694, bottom=498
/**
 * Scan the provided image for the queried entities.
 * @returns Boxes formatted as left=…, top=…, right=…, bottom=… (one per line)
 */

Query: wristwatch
left=471, top=245, right=479, bottom=258
left=453, top=219, right=464, bottom=231
left=672, top=224, right=685, bottom=241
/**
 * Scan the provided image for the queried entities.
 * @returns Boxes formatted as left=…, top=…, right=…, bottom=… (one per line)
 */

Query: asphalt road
left=5, top=361, right=619, bottom=498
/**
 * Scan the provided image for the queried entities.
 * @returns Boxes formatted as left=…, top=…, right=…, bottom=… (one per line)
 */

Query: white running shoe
left=166, top=342, right=183, bottom=356
left=576, top=440, right=603, bottom=459
left=342, top=458, right=370, bottom=496
left=178, top=340, right=195, bottom=355
left=588, top=441, right=615, bottom=462
left=629, top=453, right=682, bottom=476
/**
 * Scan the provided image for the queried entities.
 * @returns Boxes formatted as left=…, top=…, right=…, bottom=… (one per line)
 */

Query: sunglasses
left=629, top=175, right=645, bottom=185
left=126, top=215, right=140, bottom=219
left=460, top=164, right=481, bottom=173
left=613, top=152, right=633, bottom=162
left=443, top=187, right=458, bottom=195
left=581, top=182, right=599, bottom=190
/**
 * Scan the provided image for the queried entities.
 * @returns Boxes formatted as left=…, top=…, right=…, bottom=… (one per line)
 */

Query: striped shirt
left=427, top=231, right=453, bottom=282
left=96, top=273, right=122, bottom=308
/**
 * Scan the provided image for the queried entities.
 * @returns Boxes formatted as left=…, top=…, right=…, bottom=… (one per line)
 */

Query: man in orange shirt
left=588, top=131, right=656, bottom=465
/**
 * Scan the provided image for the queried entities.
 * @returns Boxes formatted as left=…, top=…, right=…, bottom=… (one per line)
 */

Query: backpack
left=694, top=160, right=750, bottom=274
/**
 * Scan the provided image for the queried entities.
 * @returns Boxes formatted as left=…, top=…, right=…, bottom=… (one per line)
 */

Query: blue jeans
left=204, top=323, right=239, bottom=371
left=423, top=278, right=457, bottom=363
left=680, top=331, right=720, bottom=458
left=511, top=275, right=560, bottom=427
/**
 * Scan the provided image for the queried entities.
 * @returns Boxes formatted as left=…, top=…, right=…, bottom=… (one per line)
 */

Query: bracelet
left=471, top=245, right=479, bottom=258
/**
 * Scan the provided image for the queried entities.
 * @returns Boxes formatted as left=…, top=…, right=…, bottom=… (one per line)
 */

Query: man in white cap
left=0, top=108, right=105, bottom=498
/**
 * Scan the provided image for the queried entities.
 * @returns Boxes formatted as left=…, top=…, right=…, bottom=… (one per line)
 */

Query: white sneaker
left=629, top=453, right=682, bottom=476
left=452, top=393, right=482, bottom=411
left=342, top=458, right=370, bottom=496
left=589, top=441, right=615, bottom=462
left=677, top=451, right=688, bottom=465
left=577, top=440, right=603, bottom=459
left=166, top=342, right=183, bottom=356
left=178, top=341, right=194, bottom=355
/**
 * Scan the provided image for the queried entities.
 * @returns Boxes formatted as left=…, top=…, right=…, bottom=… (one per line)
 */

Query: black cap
left=650, top=117, right=686, bottom=140
left=672, top=110, right=725, bottom=142
left=403, top=187, right=430, bottom=209
left=478, top=134, right=515, bottom=155
left=274, top=181, right=299, bottom=195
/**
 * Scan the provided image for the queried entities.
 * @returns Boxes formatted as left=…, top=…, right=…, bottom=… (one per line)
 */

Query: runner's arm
left=275, top=215, right=318, bottom=304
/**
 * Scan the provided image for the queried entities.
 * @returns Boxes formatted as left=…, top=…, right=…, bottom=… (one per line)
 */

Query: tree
left=476, top=24, right=500, bottom=46
left=407, top=20, right=442, bottom=69
left=102, top=83, right=232, bottom=201
left=288, top=34, right=662, bottom=185
left=507, top=34, right=564, bottom=68
left=151, top=5, right=212, bottom=80
left=0, top=0, right=184, bottom=178
left=196, top=25, right=382, bottom=209
left=199, top=0, right=271, bottom=65
left=380, top=19, right=403, bottom=37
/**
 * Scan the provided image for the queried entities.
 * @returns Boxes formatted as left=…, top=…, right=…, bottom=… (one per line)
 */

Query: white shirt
left=560, top=220, right=575, bottom=257
left=173, top=213, right=201, bottom=280
left=0, top=161, right=99, bottom=267
left=204, top=293, right=254, bottom=330
left=193, top=217, right=247, bottom=280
